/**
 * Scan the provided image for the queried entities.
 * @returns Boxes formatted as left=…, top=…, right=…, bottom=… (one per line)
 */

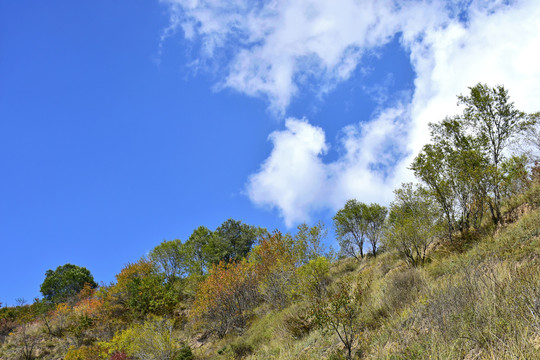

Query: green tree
left=149, top=239, right=188, bottom=282
left=458, top=83, right=533, bottom=223
left=184, top=226, right=213, bottom=276
left=412, top=117, right=489, bottom=238
left=294, top=221, right=328, bottom=264
left=500, top=154, right=530, bottom=198
left=40, top=264, right=98, bottom=304
left=310, top=279, right=366, bottom=360
left=518, top=112, right=540, bottom=164
left=384, top=184, right=443, bottom=267
left=207, top=219, right=266, bottom=264
left=334, top=200, right=370, bottom=260
left=365, top=203, right=387, bottom=257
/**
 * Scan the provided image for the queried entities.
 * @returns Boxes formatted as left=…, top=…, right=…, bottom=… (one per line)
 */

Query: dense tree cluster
left=335, top=83, right=537, bottom=266
left=0, top=219, right=330, bottom=359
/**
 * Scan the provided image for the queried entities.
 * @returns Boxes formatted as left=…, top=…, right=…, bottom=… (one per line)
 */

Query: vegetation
left=383, top=183, right=443, bottom=267
left=1, top=84, right=539, bottom=359
left=334, top=201, right=387, bottom=260
left=40, top=264, right=98, bottom=304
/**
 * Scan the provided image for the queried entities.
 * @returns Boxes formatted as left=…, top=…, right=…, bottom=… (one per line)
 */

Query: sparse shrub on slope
left=382, top=268, right=426, bottom=312
left=310, top=278, right=369, bottom=360
left=100, top=316, right=186, bottom=360
left=371, top=209, right=540, bottom=359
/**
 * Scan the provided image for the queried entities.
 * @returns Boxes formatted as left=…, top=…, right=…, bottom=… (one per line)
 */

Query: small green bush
left=282, top=310, right=313, bottom=339
left=383, top=268, right=426, bottom=311
left=175, top=343, right=193, bottom=360
left=230, top=341, right=253, bottom=359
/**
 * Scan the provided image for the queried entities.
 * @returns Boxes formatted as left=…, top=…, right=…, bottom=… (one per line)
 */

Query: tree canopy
left=40, top=264, right=98, bottom=303
left=207, top=219, right=266, bottom=264
left=334, top=200, right=387, bottom=260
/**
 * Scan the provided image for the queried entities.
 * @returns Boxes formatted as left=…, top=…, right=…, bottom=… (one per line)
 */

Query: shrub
left=64, top=345, right=103, bottom=360
left=110, top=352, right=133, bottom=360
left=100, top=316, right=179, bottom=360
left=282, top=309, right=314, bottom=339
left=382, top=268, right=426, bottom=311
left=296, top=257, right=330, bottom=299
left=252, top=232, right=298, bottom=309
left=230, top=341, right=253, bottom=359
left=111, top=259, right=179, bottom=320
left=175, top=344, right=193, bottom=360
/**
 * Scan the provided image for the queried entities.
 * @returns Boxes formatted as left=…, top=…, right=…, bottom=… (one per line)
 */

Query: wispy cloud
left=161, top=0, right=447, bottom=115
left=162, top=0, right=540, bottom=226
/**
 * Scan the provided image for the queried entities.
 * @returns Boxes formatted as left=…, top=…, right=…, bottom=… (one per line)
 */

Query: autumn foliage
left=192, top=259, right=259, bottom=337
left=251, top=232, right=298, bottom=308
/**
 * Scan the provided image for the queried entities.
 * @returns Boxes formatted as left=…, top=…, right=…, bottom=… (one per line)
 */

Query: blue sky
left=1, top=0, right=539, bottom=305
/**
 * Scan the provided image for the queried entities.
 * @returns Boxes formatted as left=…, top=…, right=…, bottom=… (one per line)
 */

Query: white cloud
left=162, top=0, right=540, bottom=226
left=246, top=118, right=328, bottom=227
left=247, top=109, right=411, bottom=226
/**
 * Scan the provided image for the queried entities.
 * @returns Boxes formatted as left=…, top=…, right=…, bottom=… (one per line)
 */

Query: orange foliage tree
left=251, top=232, right=299, bottom=308
left=192, top=259, right=259, bottom=337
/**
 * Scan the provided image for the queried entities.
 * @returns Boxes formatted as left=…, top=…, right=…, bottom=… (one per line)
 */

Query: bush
left=296, top=257, right=330, bottom=299
left=110, top=352, right=133, bottom=360
left=252, top=232, right=299, bottom=309
left=383, top=268, right=426, bottom=311
left=282, top=309, right=313, bottom=339
left=175, top=344, right=193, bottom=360
left=100, top=316, right=179, bottom=360
left=64, top=345, right=103, bottom=360
left=230, top=341, right=253, bottom=359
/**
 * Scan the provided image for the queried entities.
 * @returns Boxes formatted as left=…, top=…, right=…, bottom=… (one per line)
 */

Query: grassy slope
left=195, top=184, right=540, bottom=360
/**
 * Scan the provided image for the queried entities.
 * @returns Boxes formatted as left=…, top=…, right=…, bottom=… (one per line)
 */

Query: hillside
left=1, top=84, right=539, bottom=360
left=0, top=180, right=538, bottom=360
left=187, top=182, right=540, bottom=360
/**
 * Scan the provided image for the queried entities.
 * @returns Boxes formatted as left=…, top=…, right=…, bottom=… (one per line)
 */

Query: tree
left=310, top=279, right=366, bottom=360
left=191, top=260, right=259, bottom=337
left=149, top=239, right=188, bottom=282
left=384, top=184, right=443, bottom=267
left=334, top=200, right=370, bottom=260
left=40, top=264, right=98, bottom=304
left=207, top=219, right=266, bottom=264
left=184, top=226, right=213, bottom=276
left=294, top=221, right=328, bottom=264
left=365, top=203, right=387, bottom=257
left=411, top=117, right=489, bottom=237
left=519, top=112, right=540, bottom=164
left=458, top=83, right=533, bottom=223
